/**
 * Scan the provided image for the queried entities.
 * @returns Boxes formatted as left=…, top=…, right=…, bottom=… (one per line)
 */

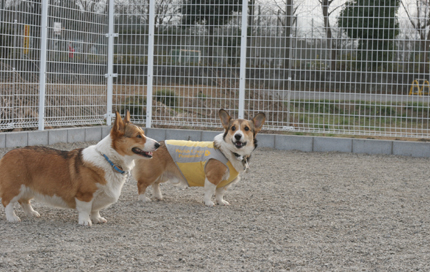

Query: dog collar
left=215, top=143, right=250, bottom=172
left=232, top=152, right=250, bottom=172
left=102, top=154, right=126, bottom=174
left=232, top=152, right=241, bottom=158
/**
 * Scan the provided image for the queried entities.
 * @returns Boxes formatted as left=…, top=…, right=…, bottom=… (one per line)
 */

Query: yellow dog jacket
left=165, top=140, right=239, bottom=187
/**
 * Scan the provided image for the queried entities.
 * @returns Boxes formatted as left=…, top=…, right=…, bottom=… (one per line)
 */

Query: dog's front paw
left=138, top=194, right=152, bottom=202
left=6, top=214, right=21, bottom=223
left=91, top=213, right=107, bottom=224
left=217, top=199, right=230, bottom=206
left=29, top=210, right=41, bottom=217
left=204, top=200, right=215, bottom=207
left=79, top=218, right=93, bottom=227
left=92, top=216, right=107, bottom=224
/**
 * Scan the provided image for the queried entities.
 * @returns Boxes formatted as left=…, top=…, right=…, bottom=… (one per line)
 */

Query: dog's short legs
left=5, top=202, right=21, bottom=222
left=75, top=199, right=93, bottom=226
left=90, top=210, right=107, bottom=224
left=215, top=187, right=230, bottom=206
left=203, top=179, right=217, bottom=207
left=152, top=182, right=163, bottom=201
left=138, top=190, right=151, bottom=202
left=3, top=194, right=23, bottom=222
left=137, top=182, right=152, bottom=202
left=19, top=199, right=40, bottom=218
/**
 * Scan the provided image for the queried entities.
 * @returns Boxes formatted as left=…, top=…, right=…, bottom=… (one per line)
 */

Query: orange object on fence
left=23, top=25, right=30, bottom=54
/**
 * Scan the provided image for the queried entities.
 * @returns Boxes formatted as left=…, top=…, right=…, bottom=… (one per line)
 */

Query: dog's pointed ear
left=219, top=109, right=232, bottom=130
left=113, top=111, right=125, bottom=132
left=252, top=112, right=266, bottom=134
left=124, top=110, right=131, bottom=124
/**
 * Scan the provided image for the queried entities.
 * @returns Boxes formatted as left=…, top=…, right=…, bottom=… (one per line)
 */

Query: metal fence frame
left=1, top=0, right=430, bottom=139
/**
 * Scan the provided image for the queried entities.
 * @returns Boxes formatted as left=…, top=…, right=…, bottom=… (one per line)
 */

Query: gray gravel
left=0, top=141, right=430, bottom=271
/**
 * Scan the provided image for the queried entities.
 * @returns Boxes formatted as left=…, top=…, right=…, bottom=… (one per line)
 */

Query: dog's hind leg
left=152, top=181, right=163, bottom=201
left=4, top=202, right=20, bottom=222
left=19, top=199, right=40, bottom=218
left=137, top=175, right=162, bottom=203
left=2, top=191, right=23, bottom=222
left=137, top=182, right=152, bottom=202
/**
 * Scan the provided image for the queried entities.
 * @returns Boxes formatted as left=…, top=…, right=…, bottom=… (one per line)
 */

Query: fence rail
left=1, top=0, right=430, bottom=138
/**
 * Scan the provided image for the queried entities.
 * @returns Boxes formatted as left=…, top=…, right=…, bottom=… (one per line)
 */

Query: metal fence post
left=285, top=1, right=293, bottom=128
left=145, top=0, right=156, bottom=128
left=38, top=0, right=49, bottom=131
left=238, top=0, right=249, bottom=119
left=106, top=0, right=116, bottom=126
left=286, top=33, right=292, bottom=126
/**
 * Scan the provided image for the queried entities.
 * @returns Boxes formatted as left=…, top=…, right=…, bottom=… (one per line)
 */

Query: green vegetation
left=337, top=0, right=400, bottom=70
left=114, top=55, right=147, bottom=65
left=154, top=89, right=178, bottom=107
left=289, top=100, right=430, bottom=133
left=121, top=95, right=146, bottom=118
left=195, top=92, right=210, bottom=100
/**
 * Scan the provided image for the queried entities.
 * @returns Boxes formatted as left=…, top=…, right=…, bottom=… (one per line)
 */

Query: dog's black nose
left=154, top=142, right=160, bottom=149
left=234, top=134, right=241, bottom=140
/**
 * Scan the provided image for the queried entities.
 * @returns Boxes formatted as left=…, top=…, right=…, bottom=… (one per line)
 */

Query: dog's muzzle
left=233, top=140, right=247, bottom=149
left=132, top=147, right=153, bottom=158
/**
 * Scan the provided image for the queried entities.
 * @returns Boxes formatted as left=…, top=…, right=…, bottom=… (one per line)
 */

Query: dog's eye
left=136, top=134, right=142, bottom=138
left=231, top=126, right=236, bottom=131
left=244, top=126, right=249, bottom=131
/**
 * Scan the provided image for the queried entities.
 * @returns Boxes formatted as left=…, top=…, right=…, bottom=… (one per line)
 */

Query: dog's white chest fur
left=82, top=142, right=131, bottom=208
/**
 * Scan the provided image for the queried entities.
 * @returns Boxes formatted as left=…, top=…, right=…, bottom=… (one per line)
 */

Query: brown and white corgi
left=0, top=111, right=159, bottom=226
left=132, top=109, right=266, bottom=207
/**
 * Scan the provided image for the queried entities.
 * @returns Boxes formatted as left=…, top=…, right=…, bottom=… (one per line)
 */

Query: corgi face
left=219, top=109, right=266, bottom=151
left=111, top=111, right=159, bottom=159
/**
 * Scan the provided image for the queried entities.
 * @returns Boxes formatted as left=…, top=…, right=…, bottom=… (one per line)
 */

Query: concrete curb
left=1, top=127, right=429, bottom=158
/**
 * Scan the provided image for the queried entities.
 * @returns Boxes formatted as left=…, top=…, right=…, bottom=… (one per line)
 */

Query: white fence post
left=106, top=0, right=116, bottom=126
left=238, top=0, right=249, bottom=119
left=145, top=0, right=156, bottom=128
left=38, top=0, right=49, bottom=131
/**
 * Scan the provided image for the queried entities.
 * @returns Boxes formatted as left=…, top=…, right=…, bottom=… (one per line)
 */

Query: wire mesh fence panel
left=44, top=1, right=108, bottom=127
left=112, top=1, right=150, bottom=125
left=285, top=0, right=430, bottom=138
left=0, top=1, right=42, bottom=129
left=1, top=0, right=430, bottom=138
left=114, top=0, right=246, bottom=129
left=152, top=0, right=244, bottom=128
left=110, top=0, right=430, bottom=138
left=0, top=1, right=108, bottom=130
left=246, top=2, right=291, bottom=131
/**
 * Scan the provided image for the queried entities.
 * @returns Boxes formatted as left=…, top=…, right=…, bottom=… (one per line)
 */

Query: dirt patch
left=0, top=141, right=429, bottom=271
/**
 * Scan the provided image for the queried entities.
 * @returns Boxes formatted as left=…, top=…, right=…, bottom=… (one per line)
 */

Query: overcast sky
left=253, top=0, right=428, bottom=38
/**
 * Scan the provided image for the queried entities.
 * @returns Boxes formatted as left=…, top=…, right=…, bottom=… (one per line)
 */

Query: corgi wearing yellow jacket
left=132, top=109, right=266, bottom=207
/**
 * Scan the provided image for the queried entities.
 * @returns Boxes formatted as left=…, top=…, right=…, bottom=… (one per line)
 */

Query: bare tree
left=75, top=0, right=107, bottom=59
left=271, top=0, right=299, bottom=68
left=318, top=0, right=341, bottom=69
left=127, top=0, right=177, bottom=33
left=401, top=0, right=430, bottom=73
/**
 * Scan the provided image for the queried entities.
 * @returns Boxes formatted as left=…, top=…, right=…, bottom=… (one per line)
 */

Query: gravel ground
left=0, top=141, right=430, bottom=271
